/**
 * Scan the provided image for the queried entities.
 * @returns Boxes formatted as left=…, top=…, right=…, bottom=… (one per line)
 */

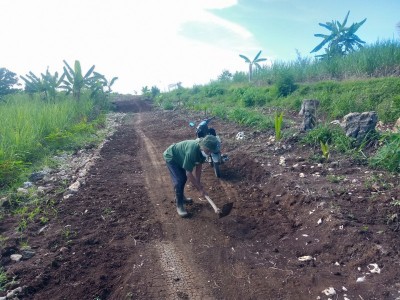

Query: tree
left=217, top=70, right=233, bottom=82
left=239, top=50, right=267, bottom=82
left=61, top=60, right=96, bottom=100
left=20, top=68, right=65, bottom=101
left=311, top=11, right=366, bottom=60
left=0, top=68, right=20, bottom=98
left=92, top=72, right=118, bottom=95
left=151, top=86, right=160, bottom=98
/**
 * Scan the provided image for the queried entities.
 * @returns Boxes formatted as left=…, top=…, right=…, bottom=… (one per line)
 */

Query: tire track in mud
left=132, top=113, right=214, bottom=299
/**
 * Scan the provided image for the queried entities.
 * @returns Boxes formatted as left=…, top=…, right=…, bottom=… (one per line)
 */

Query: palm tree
left=311, top=11, right=366, bottom=60
left=239, top=50, right=267, bottom=82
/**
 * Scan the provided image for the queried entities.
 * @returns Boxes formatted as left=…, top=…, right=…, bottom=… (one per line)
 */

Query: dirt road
left=2, top=98, right=400, bottom=300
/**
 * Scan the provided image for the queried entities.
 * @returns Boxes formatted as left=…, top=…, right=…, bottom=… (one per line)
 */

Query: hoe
left=202, top=195, right=233, bottom=218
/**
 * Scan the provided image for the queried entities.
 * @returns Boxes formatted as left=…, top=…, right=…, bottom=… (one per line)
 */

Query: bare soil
left=1, top=97, right=400, bottom=300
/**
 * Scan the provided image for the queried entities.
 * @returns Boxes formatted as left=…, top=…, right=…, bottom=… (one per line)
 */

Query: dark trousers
left=166, top=161, right=187, bottom=205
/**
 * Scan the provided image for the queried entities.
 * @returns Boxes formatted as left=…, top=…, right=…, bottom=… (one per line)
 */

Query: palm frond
left=253, top=50, right=262, bottom=61
left=239, top=54, right=251, bottom=63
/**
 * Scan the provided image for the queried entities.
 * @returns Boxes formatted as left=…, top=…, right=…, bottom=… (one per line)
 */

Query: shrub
left=370, top=133, right=400, bottom=172
left=275, top=73, right=297, bottom=97
left=232, top=71, right=247, bottom=83
left=302, top=123, right=352, bottom=152
left=0, top=158, right=28, bottom=188
left=162, top=100, right=174, bottom=110
left=204, top=84, right=225, bottom=98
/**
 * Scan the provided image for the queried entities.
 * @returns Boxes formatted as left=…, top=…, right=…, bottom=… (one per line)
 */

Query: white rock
left=317, top=218, right=323, bottom=225
left=236, top=132, right=245, bottom=140
left=23, top=181, right=33, bottom=188
left=10, top=254, right=23, bottom=262
left=68, top=180, right=81, bottom=192
left=299, top=173, right=305, bottom=178
left=298, top=255, right=314, bottom=261
left=63, top=194, right=73, bottom=200
left=356, top=276, right=366, bottom=282
left=322, top=287, right=336, bottom=296
left=17, top=188, right=29, bottom=194
left=367, top=263, right=381, bottom=274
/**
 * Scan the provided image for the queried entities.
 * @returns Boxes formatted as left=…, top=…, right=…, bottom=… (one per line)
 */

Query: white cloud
left=1, top=0, right=259, bottom=93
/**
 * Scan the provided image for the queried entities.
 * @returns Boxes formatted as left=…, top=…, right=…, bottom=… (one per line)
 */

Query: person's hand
left=199, top=186, right=207, bottom=198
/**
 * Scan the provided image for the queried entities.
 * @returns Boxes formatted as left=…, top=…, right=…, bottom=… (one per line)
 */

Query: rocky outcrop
left=341, top=111, right=378, bottom=143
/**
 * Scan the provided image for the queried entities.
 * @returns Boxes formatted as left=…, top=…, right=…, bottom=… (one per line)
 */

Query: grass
left=0, top=92, right=107, bottom=188
left=0, top=267, right=8, bottom=292
left=158, top=56, right=400, bottom=171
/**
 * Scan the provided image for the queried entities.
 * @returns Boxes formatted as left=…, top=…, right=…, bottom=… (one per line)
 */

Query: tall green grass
left=0, top=92, right=103, bottom=187
left=253, top=39, right=400, bottom=84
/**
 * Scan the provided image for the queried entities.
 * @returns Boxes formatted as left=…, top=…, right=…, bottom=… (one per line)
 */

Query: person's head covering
left=199, top=135, right=219, bottom=152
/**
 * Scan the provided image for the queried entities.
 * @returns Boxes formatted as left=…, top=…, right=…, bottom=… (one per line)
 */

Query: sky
left=1, top=0, right=399, bottom=94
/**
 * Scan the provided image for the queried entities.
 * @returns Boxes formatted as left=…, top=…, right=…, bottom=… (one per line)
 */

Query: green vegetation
left=20, top=68, right=65, bottom=101
left=370, top=133, right=400, bottom=172
left=0, top=267, right=7, bottom=292
left=320, top=140, right=330, bottom=160
left=0, top=59, right=115, bottom=260
left=311, top=11, right=366, bottom=60
left=239, top=50, right=267, bottom=82
left=0, top=68, right=19, bottom=98
left=0, top=92, right=107, bottom=188
left=274, top=112, right=284, bottom=141
left=155, top=40, right=400, bottom=172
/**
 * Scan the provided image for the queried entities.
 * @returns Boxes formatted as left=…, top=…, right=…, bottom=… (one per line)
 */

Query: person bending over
left=163, top=135, right=219, bottom=217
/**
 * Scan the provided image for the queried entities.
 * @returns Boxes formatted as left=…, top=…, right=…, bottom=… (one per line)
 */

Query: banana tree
left=61, top=60, right=96, bottom=100
left=239, top=50, right=267, bottom=82
left=20, top=71, right=47, bottom=98
left=42, top=68, right=65, bottom=101
left=310, top=11, right=366, bottom=60
left=93, top=72, right=118, bottom=94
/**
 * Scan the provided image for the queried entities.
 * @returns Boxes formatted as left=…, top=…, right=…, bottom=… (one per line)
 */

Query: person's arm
left=194, top=163, right=202, bottom=184
left=186, top=165, right=207, bottom=197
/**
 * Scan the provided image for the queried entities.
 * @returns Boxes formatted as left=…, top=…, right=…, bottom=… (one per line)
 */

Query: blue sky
left=1, top=0, right=399, bottom=94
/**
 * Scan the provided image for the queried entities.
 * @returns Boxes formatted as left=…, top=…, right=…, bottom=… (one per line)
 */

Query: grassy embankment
left=0, top=92, right=108, bottom=190
left=156, top=40, right=400, bottom=172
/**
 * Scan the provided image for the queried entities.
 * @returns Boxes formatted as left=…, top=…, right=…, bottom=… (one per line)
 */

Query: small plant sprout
left=0, top=235, right=8, bottom=248
left=391, top=198, right=400, bottom=206
left=320, top=140, right=330, bottom=160
left=0, top=267, right=8, bottom=292
left=274, top=112, right=284, bottom=141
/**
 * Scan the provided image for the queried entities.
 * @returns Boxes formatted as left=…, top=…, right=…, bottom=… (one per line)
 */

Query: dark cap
left=199, top=135, right=219, bottom=152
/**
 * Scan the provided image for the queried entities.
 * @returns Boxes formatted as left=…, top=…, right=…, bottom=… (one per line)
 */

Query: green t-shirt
left=163, top=140, right=205, bottom=172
